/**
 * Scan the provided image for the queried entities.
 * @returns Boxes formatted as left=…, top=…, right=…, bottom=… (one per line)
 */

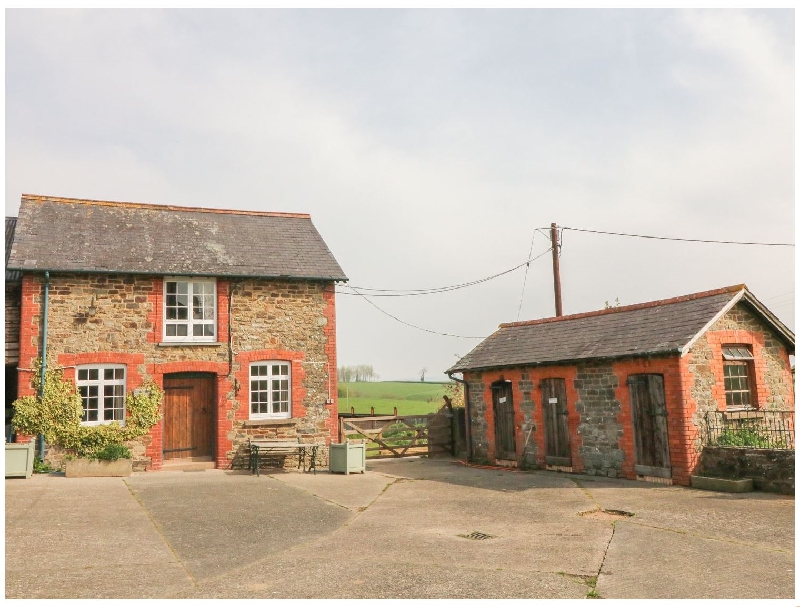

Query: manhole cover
left=578, top=508, right=634, bottom=521
left=458, top=531, right=496, bottom=540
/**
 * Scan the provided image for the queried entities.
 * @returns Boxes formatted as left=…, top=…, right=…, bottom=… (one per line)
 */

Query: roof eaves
left=447, top=347, right=685, bottom=375
left=6, top=267, right=348, bottom=282
left=740, top=291, right=795, bottom=351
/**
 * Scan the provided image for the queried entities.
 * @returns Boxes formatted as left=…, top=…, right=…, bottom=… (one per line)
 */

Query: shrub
left=714, top=421, right=785, bottom=449
left=12, top=360, right=163, bottom=459
left=94, top=443, right=132, bottom=461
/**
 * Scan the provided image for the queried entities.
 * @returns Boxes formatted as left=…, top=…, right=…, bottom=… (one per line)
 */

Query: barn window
left=163, top=278, right=217, bottom=342
left=722, top=345, right=755, bottom=410
left=76, top=365, right=126, bottom=425
left=250, top=362, right=291, bottom=419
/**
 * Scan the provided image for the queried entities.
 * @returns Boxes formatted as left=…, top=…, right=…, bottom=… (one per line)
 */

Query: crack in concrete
left=123, top=479, right=198, bottom=588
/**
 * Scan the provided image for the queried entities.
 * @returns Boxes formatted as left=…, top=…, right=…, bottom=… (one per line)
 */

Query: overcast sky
left=5, top=9, right=795, bottom=382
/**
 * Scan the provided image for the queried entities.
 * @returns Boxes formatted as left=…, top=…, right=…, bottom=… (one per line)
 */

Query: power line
left=553, top=226, right=794, bottom=247
left=343, top=285, right=487, bottom=339
left=336, top=248, right=553, bottom=297
left=516, top=229, right=537, bottom=321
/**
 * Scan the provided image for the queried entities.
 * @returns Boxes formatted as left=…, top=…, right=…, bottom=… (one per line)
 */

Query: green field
left=338, top=381, right=450, bottom=415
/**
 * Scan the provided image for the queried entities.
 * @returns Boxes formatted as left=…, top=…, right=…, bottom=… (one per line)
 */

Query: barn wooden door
left=541, top=378, right=571, bottom=467
left=627, top=374, right=671, bottom=478
left=163, top=374, right=215, bottom=460
left=492, top=381, right=516, bottom=460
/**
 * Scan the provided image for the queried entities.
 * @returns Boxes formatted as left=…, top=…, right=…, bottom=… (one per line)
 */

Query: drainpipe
left=38, top=271, right=50, bottom=460
left=448, top=371, right=471, bottom=461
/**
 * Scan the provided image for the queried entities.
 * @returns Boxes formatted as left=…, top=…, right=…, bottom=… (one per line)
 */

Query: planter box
left=691, top=475, right=753, bottom=493
left=5, top=441, right=35, bottom=479
left=329, top=441, right=366, bottom=475
left=65, top=458, right=132, bottom=478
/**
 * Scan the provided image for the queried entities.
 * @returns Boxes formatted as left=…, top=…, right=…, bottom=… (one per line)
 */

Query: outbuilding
left=447, top=285, right=794, bottom=485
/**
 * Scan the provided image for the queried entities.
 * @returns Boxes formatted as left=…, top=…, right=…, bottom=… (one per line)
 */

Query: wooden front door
left=628, top=374, right=671, bottom=478
left=541, top=378, right=571, bottom=467
left=492, top=381, right=516, bottom=460
left=163, top=374, right=215, bottom=460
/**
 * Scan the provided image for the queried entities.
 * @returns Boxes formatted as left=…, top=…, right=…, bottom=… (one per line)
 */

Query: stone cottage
left=6, top=194, right=347, bottom=471
left=447, top=285, right=794, bottom=486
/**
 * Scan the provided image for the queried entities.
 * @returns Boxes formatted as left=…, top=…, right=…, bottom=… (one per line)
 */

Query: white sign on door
left=549, top=398, right=558, bottom=404
left=499, top=397, right=506, bottom=404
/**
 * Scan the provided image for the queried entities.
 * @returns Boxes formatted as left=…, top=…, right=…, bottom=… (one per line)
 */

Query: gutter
left=447, top=371, right=472, bottom=461
left=6, top=267, right=349, bottom=283
left=38, top=271, right=50, bottom=460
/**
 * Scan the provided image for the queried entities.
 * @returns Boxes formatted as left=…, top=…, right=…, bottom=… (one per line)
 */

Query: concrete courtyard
left=5, top=457, right=794, bottom=599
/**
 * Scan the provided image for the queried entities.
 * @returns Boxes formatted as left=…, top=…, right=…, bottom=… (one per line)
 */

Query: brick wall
left=17, top=273, right=338, bottom=471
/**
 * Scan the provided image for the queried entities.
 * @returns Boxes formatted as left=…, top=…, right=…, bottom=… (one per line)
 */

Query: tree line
left=338, top=365, right=379, bottom=382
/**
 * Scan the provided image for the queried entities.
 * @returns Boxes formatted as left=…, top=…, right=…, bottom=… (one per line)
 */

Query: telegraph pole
left=550, top=223, right=563, bottom=317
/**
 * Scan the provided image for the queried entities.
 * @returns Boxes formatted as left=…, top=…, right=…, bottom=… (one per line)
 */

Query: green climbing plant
left=12, top=360, right=163, bottom=459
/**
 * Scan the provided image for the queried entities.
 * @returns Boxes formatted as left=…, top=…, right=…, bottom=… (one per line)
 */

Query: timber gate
left=338, top=408, right=456, bottom=458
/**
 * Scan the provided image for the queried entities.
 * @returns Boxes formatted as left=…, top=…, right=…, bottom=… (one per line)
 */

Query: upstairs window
left=722, top=345, right=755, bottom=410
left=76, top=365, right=126, bottom=425
left=164, top=278, right=216, bottom=342
left=250, top=362, right=291, bottom=419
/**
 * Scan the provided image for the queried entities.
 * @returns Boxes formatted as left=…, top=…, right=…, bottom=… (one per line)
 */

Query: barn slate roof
left=7, top=195, right=347, bottom=281
left=447, top=285, right=795, bottom=374
left=6, top=217, right=20, bottom=283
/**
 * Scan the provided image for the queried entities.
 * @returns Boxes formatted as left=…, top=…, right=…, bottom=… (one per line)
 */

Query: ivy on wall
left=12, top=360, right=163, bottom=459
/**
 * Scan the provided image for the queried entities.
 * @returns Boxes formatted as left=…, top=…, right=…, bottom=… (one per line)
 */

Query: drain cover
left=458, top=531, right=496, bottom=540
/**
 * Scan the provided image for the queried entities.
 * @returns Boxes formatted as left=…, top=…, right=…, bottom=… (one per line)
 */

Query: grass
left=338, top=381, right=450, bottom=416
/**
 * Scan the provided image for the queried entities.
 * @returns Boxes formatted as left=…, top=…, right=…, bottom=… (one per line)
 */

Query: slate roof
left=448, top=285, right=795, bottom=373
left=5, top=217, right=20, bottom=282
left=7, top=195, right=347, bottom=281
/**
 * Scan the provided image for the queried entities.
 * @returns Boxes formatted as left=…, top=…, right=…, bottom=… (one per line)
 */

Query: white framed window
left=76, top=365, right=126, bottom=425
left=250, top=362, right=291, bottom=419
left=163, top=278, right=217, bottom=342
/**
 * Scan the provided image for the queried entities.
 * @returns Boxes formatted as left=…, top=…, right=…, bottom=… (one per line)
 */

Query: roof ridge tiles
left=500, top=284, right=747, bottom=329
left=20, top=194, right=310, bottom=219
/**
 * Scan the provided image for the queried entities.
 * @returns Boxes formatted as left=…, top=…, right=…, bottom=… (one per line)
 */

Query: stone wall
left=574, top=362, right=624, bottom=478
left=17, top=273, right=338, bottom=472
left=697, top=446, right=794, bottom=494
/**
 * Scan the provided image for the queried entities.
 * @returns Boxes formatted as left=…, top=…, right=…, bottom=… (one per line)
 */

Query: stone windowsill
left=242, top=418, right=299, bottom=428
left=157, top=342, right=225, bottom=347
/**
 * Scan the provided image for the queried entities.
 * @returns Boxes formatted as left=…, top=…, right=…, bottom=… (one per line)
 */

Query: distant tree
left=604, top=298, right=620, bottom=309
left=338, top=364, right=378, bottom=382
left=419, top=367, right=428, bottom=382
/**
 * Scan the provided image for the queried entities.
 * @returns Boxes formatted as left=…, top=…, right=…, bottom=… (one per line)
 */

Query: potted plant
left=11, top=361, right=162, bottom=476
left=329, top=439, right=366, bottom=474
left=65, top=443, right=133, bottom=478
left=5, top=439, right=35, bottom=478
